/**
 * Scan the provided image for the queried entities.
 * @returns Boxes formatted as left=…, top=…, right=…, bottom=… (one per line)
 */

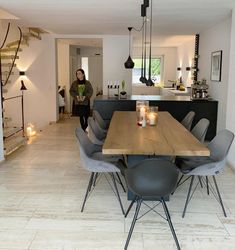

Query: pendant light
left=124, top=27, right=135, bottom=69
left=139, top=4, right=146, bottom=83
left=146, top=0, right=154, bottom=86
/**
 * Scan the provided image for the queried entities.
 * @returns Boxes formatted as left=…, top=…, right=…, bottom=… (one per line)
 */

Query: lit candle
left=26, top=127, right=32, bottom=137
left=149, top=112, right=157, bottom=125
left=140, top=107, right=145, bottom=117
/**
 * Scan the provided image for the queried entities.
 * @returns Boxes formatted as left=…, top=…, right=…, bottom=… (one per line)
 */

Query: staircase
left=1, top=26, right=45, bottom=156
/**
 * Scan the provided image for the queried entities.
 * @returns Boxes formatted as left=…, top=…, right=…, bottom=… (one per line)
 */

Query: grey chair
left=93, top=110, right=109, bottom=130
left=191, top=118, right=210, bottom=142
left=124, top=158, right=180, bottom=250
left=75, top=127, right=125, bottom=214
left=176, top=129, right=234, bottom=218
left=174, top=118, right=210, bottom=189
left=181, top=111, right=195, bottom=131
left=88, top=117, right=106, bottom=145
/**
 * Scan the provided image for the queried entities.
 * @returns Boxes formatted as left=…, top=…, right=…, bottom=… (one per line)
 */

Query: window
left=132, top=57, right=163, bottom=84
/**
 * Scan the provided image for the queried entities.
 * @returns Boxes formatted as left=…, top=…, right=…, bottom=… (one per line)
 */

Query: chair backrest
left=88, top=118, right=106, bottom=145
left=125, top=158, right=179, bottom=197
left=75, top=127, right=119, bottom=173
left=93, top=110, right=108, bottom=130
left=181, top=111, right=195, bottom=131
left=191, top=118, right=210, bottom=142
left=189, top=129, right=234, bottom=176
left=208, top=129, right=234, bottom=162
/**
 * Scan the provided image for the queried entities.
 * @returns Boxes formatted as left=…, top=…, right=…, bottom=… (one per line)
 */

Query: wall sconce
left=19, top=71, right=25, bottom=76
left=186, top=67, right=191, bottom=71
left=177, top=67, right=181, bottom=71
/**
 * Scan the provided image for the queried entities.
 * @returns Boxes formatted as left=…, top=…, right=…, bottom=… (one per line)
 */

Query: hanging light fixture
left=140, top=3, right=147, bottom=83
left=124, top=27, right=135, bottom=69
left=146, top=0, right=154, bottom=86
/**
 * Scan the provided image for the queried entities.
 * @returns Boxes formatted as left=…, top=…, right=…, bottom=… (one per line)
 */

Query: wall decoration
left=211, top=50, right=222, bottom=81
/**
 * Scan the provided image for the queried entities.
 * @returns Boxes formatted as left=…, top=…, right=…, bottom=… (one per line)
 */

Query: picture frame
left=211, top=50, right=222, bottom=81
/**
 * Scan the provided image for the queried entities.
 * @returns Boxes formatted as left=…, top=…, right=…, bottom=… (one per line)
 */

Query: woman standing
left=70, top=69, right=93, bottom=131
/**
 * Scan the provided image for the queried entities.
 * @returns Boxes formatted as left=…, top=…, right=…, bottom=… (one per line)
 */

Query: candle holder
left=147, top=106, right=158, bottom=125
left=136, top=100, right=149, bottom=126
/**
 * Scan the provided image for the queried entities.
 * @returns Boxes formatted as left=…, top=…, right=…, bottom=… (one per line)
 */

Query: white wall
left=57, top=42, right=70, bottom=113
left=227, top=10, right=235, bottom=168
left=176, top=39, right=195, bottom=86
left=103, top=36, right=132, bottom=95
left=133, top=47, right=177, bottom=86
left=199, top=17, right=232, bottom=132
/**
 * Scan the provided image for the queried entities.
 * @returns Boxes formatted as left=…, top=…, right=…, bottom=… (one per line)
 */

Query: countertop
left=94, top=95, right=216, bottom=102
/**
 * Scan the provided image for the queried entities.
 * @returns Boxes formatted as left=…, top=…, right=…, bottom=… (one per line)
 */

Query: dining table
left=102, top=111, right=210, bottom=157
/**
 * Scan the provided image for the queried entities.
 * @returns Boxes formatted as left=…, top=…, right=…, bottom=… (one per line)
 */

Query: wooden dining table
left=102, top=111, right=210, bottom=157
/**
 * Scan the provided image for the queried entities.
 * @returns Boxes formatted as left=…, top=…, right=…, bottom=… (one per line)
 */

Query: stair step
left=6, top=40, right=29, bottom=48
left=4, top=136, right=27, bottom=156
left=3, top=127, right=23, bottom=139
left=3, top=117, right=12, bottom=122
left=2, top=79, right=11, bottom=84
left=1, top=63, right=17, bottom=67
left=24, top=32, right=41, bottom=40
left=3, top=117, right=12, bottom=126
left=2, top=71, right=14, bottom=76
left=1, top=55, right=19, bottom=60
left=29, top=27, right=46, bottom=34
left=0, top=48, right=22, bottom=53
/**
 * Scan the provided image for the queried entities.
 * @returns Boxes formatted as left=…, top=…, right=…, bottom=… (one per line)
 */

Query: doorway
left=56, top=38, right=103, bottom=116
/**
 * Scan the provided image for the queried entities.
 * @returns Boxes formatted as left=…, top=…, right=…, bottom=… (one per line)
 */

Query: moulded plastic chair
left=88, top=117, right=106, bottom=145
left=191, top=118, right=210, bottom=142
left=174, top=118, right=210, bottom=192
left=75, top=127, right=126, bottom=214
left=176, top=129, right=234, bottom=218
left=181, top=111, right=195, bottom=131
left=124, top=158, right=181, bottom=250
left=93, top=110, right=109, bottom=130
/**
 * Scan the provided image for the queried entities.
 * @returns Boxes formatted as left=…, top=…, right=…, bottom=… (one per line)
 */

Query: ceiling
left=0, top=0, right=234, bottom=47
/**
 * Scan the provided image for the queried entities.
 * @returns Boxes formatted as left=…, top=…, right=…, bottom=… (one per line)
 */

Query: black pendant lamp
left=140, top=4, right=147, bottom=83
left=124, top=27, right=135, bottom=69
left=146, top=0, right=154, bottom=86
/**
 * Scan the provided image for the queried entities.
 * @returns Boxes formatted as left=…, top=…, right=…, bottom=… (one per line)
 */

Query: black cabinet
left=93, top=95, right=218, bottom=140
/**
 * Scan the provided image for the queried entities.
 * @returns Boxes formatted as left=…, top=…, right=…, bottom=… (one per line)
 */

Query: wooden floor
left=1, top=117, right=235, bottom=250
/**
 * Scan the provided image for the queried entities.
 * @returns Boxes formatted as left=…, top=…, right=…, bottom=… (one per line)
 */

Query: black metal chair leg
left=124, top=199, right=142, bottom=250
left=213, top=176, right=227, bottom=217
left=162, top=198, right=181, bottom=250
left=81, top=172, right=95, bottom=212
left=111, top=173, right=125, bottom=215
left=198, top=176, right=203, bottom=188
left=125, top=196, right=137, bottom=218
left=92, top=173, right=99, bottom=187
left=116, top=172, right=126, bottom=192
left=206, top=176, right=209, bottom=195
left=182, top=176, right=195, bottom=218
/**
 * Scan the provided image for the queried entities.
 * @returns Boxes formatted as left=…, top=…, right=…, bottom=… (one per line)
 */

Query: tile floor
left=0, top=117, right=235, bottom=250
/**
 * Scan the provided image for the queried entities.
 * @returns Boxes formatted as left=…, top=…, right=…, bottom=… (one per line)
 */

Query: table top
left=102, top=111, right=210, bottom=156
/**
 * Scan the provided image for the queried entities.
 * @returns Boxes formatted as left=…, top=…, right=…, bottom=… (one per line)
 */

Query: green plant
left=121, top=80, right=125, bottom=91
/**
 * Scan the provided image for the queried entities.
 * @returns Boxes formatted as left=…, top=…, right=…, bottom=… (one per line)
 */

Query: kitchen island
left=93, top=95, right=218, bottom=140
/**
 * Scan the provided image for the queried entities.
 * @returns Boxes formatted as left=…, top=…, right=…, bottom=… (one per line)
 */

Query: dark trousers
left=80, top=114, right=89, bottom=131
left=72, top=101, right=90, bottom=131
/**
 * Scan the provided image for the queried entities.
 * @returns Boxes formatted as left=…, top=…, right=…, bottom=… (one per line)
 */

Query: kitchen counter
left=93, top=95, right=218, bottom=140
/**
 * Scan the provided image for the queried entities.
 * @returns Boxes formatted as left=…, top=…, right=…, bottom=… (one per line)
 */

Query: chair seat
left=176, top=156, right=213, bottom=174
left=92, top=152, right=122, bottom=162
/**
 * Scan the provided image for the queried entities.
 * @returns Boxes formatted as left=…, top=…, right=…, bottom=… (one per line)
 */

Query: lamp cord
left=148, top=0, right=153, bottom=79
